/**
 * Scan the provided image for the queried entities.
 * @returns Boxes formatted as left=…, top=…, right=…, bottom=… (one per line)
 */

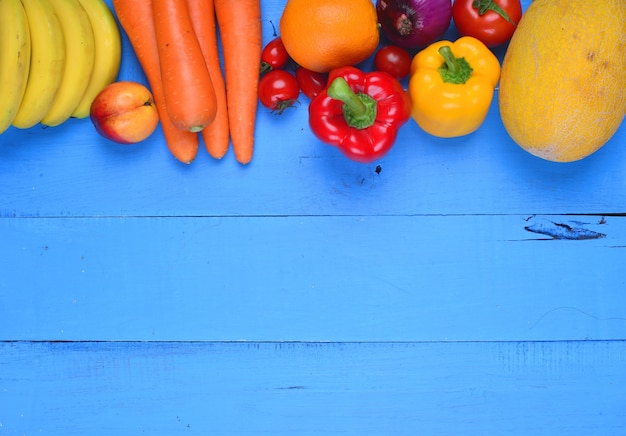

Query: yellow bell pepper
left=408, top=36, right=501, bottom=138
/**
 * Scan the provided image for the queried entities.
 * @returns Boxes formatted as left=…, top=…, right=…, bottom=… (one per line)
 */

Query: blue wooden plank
left=1, top=1, right=624, bottom=219
left=1, top=340, right=624, bottom=435
left=1, top=92, right=623, bottom=218
left=2, top=215, right=625, bottom=342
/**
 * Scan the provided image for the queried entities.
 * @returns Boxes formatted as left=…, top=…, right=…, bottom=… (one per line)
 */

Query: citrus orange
left=279, top=0, right=380, bottom=73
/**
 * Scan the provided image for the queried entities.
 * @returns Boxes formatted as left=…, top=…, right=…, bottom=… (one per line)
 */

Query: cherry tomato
left=261, top=37, right=290, bottom=73
left=258, top=69, right=299, bottom=114
left=373, top=45, right=412, bottom=80
left=295, top=67, right=327, bottom=99
left=452, top=0, right=522, bottom=47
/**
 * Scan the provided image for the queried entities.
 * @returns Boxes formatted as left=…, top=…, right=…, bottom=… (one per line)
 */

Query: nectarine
left=90, top=81, right=159, bottom=144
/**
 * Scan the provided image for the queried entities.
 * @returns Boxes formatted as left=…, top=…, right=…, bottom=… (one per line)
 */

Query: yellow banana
left=12, top=0, right=67, bottom=129
left=41, top=0, right=95, bottom=127
left=71, top=0, right=121, bottom=119
left=0, top=0, right=31, bottom=134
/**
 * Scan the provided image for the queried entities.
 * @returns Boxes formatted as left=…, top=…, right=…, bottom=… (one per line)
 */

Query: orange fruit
left=279, top=0, right=380, bottom=73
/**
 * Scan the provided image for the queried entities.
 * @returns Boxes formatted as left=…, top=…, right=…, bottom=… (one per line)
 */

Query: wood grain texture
left=1, top=215, right=625, bottom=342
left=0, top=103, right=624, bottom=218
left=0, top=1, right=623, bottom=219
left=1, top=0, right=625, bottom=434
left=1, top=340, right=625, bottom=435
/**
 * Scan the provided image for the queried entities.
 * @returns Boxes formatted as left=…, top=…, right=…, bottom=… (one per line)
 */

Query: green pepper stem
left=438, top=46, right=473, bottom=85
left=472, top=0, right=517, bottom=25
left=327, top=77, right=377, bottom=129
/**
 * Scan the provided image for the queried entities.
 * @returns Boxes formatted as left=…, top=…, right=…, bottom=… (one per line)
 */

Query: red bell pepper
left=308, top=66, right=411, bottom=163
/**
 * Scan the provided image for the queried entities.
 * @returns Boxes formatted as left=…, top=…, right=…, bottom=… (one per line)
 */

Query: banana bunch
left=0, top=0, right=121, bottom=134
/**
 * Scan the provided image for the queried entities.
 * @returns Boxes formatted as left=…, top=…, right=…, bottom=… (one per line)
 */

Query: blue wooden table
left=1, top=1, right=625, bottom=434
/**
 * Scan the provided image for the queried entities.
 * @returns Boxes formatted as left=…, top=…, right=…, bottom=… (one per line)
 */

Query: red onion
left=376, top=0, right=452, bottom=49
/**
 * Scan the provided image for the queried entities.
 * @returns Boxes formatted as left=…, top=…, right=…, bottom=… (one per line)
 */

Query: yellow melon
left=498, top=0, right=626, bottom=162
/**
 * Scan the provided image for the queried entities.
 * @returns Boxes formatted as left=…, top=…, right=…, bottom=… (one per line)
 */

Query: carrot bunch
left=112, top=0, right=262, bottom=165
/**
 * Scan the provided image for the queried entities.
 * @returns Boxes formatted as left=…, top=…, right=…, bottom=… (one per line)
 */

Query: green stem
left=438, top=46, right=473, bottom=85
left=472, top=0, right=517, bottom=25
left=327, top=77, right=377, bottom=129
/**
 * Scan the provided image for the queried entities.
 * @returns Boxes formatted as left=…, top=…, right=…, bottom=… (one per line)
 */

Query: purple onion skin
left=376, top=0, right=452, bottom=49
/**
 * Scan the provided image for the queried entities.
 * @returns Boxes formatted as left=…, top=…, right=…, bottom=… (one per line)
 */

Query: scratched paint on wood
left=524, top=216, right=608, bottom=240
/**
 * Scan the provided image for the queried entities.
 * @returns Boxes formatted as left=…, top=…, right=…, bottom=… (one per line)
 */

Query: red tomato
left=452, top=0, right=522, bottom=47
left=295, top=67, right=328, bottom=99
left=373, top=45, right=412, bottom=80
left=261, top=37, right=290, bottom=72
left=258, top=69, right=299, bottom=114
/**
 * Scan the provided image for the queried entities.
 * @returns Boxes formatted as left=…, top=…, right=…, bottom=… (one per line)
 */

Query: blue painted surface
left=2, top=341, right=625, bottom=435
left=1, top=214, right=625, bottom=343
left=1, top=0, right=625, bottom=434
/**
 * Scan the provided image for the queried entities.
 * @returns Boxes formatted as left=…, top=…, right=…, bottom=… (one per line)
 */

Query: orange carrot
left=112, top=0, right=198, bottom=164
left=187, top=0, right=230, bottom=159
left=152, top=0, right=217, bottom=133
left=214, top=0, right=262, bottom=165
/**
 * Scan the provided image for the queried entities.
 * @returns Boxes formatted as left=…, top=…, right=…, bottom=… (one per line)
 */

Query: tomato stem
left=260, top=61, right=273, bottom=74
left=272, top=99, right=298, bottom=115
left=472, top=0, right=517, bottom=25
